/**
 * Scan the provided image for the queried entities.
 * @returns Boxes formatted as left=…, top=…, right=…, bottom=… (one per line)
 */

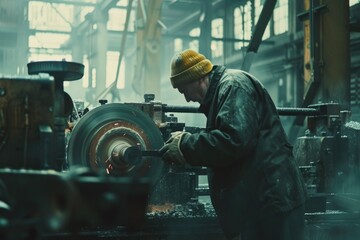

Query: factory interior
left=1, top=0, right=360, bottom=239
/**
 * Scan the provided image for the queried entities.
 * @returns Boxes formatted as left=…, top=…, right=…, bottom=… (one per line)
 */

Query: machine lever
left=141, top=150, right=162, bottom=157
left=111, top=147, right=162, bottom=167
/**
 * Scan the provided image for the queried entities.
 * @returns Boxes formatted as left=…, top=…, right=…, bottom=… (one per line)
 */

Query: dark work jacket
left=180, top=66, right=307, bottom=239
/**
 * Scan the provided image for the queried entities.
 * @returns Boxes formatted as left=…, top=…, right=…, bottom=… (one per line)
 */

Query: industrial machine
left=0, top=73, right=55, bottom=170
left=1, top=61, right=360, bottom=240
left=65, top=93, right=360, bottom=239
left=292, top=104, right=360, bottom=240
left=292, top=103, right=360, bottom=212
left=0, top=62, right=150, bottom=240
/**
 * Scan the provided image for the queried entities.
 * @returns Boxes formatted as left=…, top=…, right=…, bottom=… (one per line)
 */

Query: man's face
left=177, top=78, right=206, bottom=104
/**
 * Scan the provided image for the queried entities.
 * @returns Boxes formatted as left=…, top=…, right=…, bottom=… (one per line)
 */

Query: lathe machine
left=0, top=61, right=360, bottom=240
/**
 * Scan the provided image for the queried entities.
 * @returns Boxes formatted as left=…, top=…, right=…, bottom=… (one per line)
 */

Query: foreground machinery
left=0, top=62, right=150, bottom=240
left=0, top=61, right=360, bottom=239
left=66, top=96, right=360, bottom=240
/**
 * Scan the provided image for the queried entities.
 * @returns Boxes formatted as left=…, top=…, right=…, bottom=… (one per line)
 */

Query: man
left=160, top=49, right=307, bottom=240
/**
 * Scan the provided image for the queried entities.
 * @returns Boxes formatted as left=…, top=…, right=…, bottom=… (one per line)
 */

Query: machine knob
left=99, top=99, right=108, bottom=105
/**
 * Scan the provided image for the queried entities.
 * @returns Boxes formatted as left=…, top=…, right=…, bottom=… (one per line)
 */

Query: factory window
left=29, top=33, right=70, bottom=49
left=174, top=38, right=183, bottom=53
left=28, top=2, right=73, bottom=62
left=28, top=2, right=73, bottom=32
left=117, top=0, right=129, bottom=7
left=28, top=46, right=71, bottom=70
left=211, top=18, right=223, bottom=58
left=189, top=27, right=200, bottom=51
left=233, top=1, right=252, bottom=50
left=106, top=51, right=125, bottom=89
left=350, top=0, right=360, bottom=6
left=91, top=68, right=97, bottom=88
left=247, top=0, right=288, bottom=40
left=350, top=72, right=360, bottom=107
left=273, top=0, right=288, bottom=35
left=254, top=0, right=270, bottom=39
left=108, top=8, right=135, bottom=31
left=82, top=55, right=90, bottom=88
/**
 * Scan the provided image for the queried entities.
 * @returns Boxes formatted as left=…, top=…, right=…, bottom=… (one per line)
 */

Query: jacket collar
left=199, top=65, right=226, bottom=115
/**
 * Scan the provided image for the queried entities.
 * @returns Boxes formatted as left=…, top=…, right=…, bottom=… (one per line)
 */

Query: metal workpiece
left=111, top=147, right=162, bottom=167
left=67, top=103, right=164, bottom=186
left=111, top=144, right=143, bottom=166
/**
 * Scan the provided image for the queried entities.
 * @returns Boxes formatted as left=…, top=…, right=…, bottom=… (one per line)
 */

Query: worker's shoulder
left=221, top=68, right=258, bottom=82
left=220, top=68, right=256, bottom=88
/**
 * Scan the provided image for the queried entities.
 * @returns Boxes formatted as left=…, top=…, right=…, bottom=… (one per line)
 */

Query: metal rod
left=276, top=107, right=320, bottom=116
left=163, top=105, right=200, bottom=113
left=162, top=105, right=321, bottom=116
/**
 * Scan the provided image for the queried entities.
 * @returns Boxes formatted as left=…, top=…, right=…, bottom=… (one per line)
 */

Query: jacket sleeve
left=181, top=76, right=261, bottom=167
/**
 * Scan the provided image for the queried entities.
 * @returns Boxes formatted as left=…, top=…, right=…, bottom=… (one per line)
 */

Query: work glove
left=160, top=131, right=190, bottom=166
left=165, top=131, right=185, bottom=143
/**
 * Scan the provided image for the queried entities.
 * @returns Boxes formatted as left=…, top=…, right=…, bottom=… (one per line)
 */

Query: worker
left=160, top=49, right=307, bottom=240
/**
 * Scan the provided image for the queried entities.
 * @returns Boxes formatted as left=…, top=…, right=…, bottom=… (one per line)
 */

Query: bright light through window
left=273, top=0, right=288, bottom=35
left=234, top=2, right=252, bottom=50
left=29, top=33, right=70, bottom=49
left=28, top=2, right=73, bottom=32
left=174, top=38, right=183, bottom=52
left=107, top=51, right=125, bottom=89
left=211, top=18, right=223, bottom=58
left=350, top=0, right=360, bottom=6
left=189, top=28, right=200, bottom=51
left=254, top=0, right=270, bottom=39
left=108, top=8, right=135, bottom=31
left=28, top=53, right=71, bottom=63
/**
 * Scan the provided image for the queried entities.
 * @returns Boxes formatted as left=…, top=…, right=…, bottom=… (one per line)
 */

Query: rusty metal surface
left=0, top=74, right=55, bottom=169
left=67, top=103, right=164, bottom=186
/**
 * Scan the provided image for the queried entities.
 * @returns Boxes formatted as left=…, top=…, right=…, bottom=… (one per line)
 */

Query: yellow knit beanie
left=170, top=49, right=213, bottom=88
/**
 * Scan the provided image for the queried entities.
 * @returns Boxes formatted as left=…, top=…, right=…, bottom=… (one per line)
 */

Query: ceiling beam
left=166, top=0, right=224, bottom=34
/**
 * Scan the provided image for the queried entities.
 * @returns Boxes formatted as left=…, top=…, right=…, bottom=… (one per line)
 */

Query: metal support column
left=132, top=0, right=163, bottom=99
left=66, top=6, right=86, bottom=101
left=223, top=4, right=235, bottom=64
left=300, top=0, right=350, bottom=108
left=93, top=8, right=108, bottom=98
left=290, top=0, right=350, bottom=142
left=199, top=1, right=212, bottom=59
left=320, top=0, right=350, bottom=107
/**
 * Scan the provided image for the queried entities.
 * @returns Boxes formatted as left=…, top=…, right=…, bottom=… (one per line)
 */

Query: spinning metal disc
left=67, top=103, right=164, bottom=185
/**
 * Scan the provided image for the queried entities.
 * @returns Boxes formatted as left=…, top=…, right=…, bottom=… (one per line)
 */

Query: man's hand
left=165, top=131, right=184, bottom=143
left=160, top=132, right=190, bottom=165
